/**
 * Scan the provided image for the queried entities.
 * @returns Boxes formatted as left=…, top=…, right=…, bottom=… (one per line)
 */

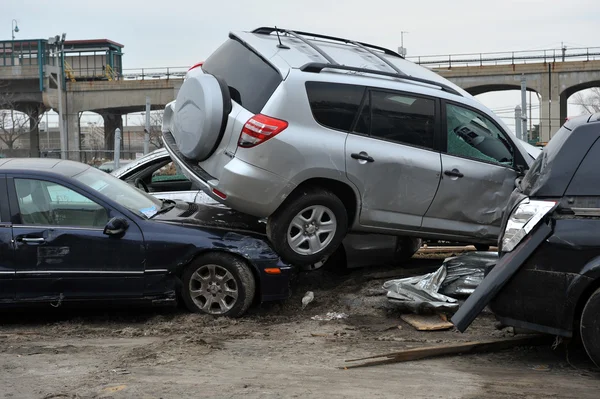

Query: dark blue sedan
left=0, top=158, right=294, bottom=317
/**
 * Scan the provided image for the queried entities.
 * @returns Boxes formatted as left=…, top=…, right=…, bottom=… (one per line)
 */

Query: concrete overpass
left=44, top=79, right=182, bottom=156
left=2, top=38, right=599, bottom=160
left=408, top=47, right=600, bottom=142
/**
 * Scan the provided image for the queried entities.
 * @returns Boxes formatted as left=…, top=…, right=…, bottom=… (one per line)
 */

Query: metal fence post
left=144, top=97, right=151, bottom=155
left=515, top=106, right=522, bottom=141
left=114, top=128, right=121, bottom=169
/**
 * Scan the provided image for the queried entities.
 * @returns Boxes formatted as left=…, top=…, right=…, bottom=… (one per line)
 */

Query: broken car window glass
left=73, top=166, right=162, bottom=219
left=446, top=104, right=514, bottom=166
left=15, top=178, right=108, bottom=227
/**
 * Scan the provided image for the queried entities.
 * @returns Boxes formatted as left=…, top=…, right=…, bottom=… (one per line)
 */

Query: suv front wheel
left=267, top=188, right=348, bottom=265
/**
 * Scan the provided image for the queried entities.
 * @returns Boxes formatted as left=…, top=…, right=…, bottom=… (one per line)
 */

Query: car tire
left=580, top=287, right=600, bottom=367
left=392, top=237, right=423, bottom=266
left=474, top=244, right=490, bottom=251
left=267, top=188, right=348, bottom=266
left=181, top=252, right=255, bottom=318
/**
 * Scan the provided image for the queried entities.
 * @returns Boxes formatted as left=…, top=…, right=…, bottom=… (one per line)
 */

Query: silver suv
left=162, top=27, right=537, bottom=265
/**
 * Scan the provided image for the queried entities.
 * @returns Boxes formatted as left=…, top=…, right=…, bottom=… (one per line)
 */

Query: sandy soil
left=0, top=258, right=598, bottom=398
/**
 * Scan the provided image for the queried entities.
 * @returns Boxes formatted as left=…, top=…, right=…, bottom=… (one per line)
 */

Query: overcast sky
left=3, top=0, right=599, bottom=130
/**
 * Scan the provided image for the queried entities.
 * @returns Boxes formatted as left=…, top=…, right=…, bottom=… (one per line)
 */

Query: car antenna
left=274, top=26, right=290, bottom=49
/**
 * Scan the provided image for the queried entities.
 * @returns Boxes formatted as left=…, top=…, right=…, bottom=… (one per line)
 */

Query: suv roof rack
left=252, top=27, right=404, bottom=59
left=300, top=62, right=463, bottom=97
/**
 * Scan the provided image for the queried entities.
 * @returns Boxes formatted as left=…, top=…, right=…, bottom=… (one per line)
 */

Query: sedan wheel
left=580, top=287, right=600, bottom=367
left=181, top=253, right=255, bottom=317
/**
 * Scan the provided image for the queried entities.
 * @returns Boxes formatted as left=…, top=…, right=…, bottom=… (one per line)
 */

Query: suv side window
left=14, top=178, right=108, bottom=228
left=359, top=90, right=436, bottom=149
left=305, top=82, right=365, bottom=132
left=446, top=103, right=514, bottom=166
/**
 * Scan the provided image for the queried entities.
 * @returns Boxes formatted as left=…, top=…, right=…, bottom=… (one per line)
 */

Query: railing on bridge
left=119, top=67, right=188, bottom=80
left=406, top=46, right=600, bottom=68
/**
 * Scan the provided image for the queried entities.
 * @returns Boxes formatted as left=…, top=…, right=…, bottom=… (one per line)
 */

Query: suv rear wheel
left=267, top=188, right=348, bottom=265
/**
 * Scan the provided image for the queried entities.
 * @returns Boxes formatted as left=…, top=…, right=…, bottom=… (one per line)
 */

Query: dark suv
left=452, top=113, right=600, bottom=367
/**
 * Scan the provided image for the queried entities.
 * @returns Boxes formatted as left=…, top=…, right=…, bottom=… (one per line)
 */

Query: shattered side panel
left=422, top=154, right=516, bottom=241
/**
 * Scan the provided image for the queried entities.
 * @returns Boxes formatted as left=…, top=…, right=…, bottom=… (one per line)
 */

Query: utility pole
left=520, top=75, right=527, bottom=141
left=49, top=34, right=67, bottom=159
left=398, top=31, right=408, bottom=57
left=144, top=96, right=151, bottom=155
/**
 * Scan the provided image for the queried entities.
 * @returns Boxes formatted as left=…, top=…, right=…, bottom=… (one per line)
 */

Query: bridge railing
left=119, top=66, right=188, bottom=80
left=406, top=46, right=600, bottom=68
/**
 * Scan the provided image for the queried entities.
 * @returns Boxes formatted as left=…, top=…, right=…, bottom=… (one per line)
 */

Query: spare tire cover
left=173, top=73, right=225, bottom=160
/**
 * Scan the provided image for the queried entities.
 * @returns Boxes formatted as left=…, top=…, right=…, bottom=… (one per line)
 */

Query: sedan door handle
left=444, top=169, right=464, bottom=178
left=351, top=153, right=375, bottom=163
left=17, top=237, right=45, bottom=243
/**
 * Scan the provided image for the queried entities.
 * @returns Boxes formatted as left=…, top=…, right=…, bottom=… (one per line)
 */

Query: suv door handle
left=444, top=169, right=464, bottom=178
left=351, top=153, right=375, bottom=163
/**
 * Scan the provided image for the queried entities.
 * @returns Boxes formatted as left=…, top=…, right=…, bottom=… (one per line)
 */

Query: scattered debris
left=383, top=251, right=497, bottom=314
left=343, top=335, right=552, bottom=369
left=439, top=251, right=498, bottom=297
left=400, top=314, right=454, bottom=331
left=301, top=291, right=315, bottom=310
left=111, top=368, right=131, bottom=375
left=311, top=312, right=348, bottom=321
left=383, top=265, right=458, bottom=314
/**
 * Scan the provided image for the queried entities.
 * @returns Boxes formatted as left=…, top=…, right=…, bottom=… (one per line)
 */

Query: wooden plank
left=343, top=335, right=550, bottom=369
left=401, top=314, right=454, bottom=331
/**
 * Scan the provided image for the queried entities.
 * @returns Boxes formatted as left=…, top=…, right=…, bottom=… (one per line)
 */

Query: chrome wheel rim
left=287, top=205, right=337, bottom=255
left=189, top=264, right=238, bottom=314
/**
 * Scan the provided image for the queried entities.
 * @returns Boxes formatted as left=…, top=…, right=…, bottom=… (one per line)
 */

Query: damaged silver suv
left=162, top=27, right=538, bottom=265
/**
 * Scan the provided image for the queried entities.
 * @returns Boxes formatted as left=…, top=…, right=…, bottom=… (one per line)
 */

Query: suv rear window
left=305, top=82, right=366, bottom=132
left=202, top=39, right=282, bottom=114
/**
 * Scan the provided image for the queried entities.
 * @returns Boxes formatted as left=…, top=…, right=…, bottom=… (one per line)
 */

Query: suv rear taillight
left=188, top=62, right=204, bottom=71
left=238, top=114, right=288, bottom=148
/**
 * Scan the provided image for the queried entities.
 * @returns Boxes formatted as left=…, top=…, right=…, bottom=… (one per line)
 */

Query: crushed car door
left=7, top=175, right=146, bottom=302
left=345, top=89, right=442, bottom=230
left=0, top=175, right=15, bottom=301
left=422, top=102, right=518, bottom=240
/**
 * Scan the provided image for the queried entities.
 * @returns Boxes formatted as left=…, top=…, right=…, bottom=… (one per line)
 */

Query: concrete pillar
left=28, top=106, right=41, bottom=158
left=102, top=111, right=123, bottom=153
left=66, top=111, right=81, bottom=161
left=539, top=65, right=562, bottom=143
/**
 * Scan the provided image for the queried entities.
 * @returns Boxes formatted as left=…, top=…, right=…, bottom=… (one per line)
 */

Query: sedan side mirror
left=103, top=217, right=129, bottom=237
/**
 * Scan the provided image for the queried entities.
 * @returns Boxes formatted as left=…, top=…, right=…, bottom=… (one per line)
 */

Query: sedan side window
left=15, top=179, right=108, bottom=228
left=446, top=103, right=514, bottom=166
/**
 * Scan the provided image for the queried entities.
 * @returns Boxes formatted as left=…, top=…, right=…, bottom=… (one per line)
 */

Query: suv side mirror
left=103, top=217, right=129, bottom=237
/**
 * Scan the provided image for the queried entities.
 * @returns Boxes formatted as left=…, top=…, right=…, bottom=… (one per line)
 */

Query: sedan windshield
left=74, top=166, right=163, bottom=218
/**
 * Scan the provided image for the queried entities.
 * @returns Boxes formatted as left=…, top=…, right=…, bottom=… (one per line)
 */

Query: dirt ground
left=1, top=255, right=599, bottom=398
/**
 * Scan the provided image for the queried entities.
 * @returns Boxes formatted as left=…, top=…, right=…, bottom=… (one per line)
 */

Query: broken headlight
left=502, top=198, right=557, bottom=252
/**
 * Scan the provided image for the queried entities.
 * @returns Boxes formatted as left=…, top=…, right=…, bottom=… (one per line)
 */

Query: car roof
left=0, top=158, right=91, bottom=177
left=231, top=28, right=470, bottom=98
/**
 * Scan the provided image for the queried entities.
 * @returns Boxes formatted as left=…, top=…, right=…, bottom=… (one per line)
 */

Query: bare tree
left=0, top=89, right=41, bottom=150
left=138, top=110, right=164, bottom=150
left=572, top=87, right=600, bottom=114
left=81, top=121, right=105, bottom=151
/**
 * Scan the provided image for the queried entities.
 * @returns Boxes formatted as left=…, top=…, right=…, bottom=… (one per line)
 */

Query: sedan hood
left=154, top=201, right=267, bottom=236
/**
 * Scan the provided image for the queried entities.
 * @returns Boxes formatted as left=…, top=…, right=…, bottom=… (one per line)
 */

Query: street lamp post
left=11, top=19, right=19, bottom=40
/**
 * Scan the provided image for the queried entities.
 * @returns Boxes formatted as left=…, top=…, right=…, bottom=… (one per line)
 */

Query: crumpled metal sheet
left=440, top=251, right=498, bottom=297
left=383, top=251, right=498, bottom=314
